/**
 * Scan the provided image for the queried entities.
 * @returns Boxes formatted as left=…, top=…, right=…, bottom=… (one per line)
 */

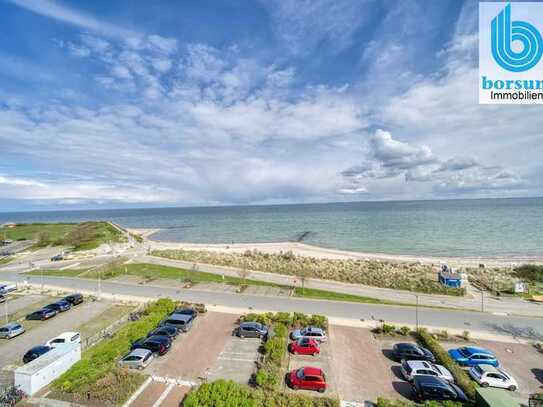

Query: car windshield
left=296, top=368, right=305, bottom=379
left=458, top=347, right=472, bottom=357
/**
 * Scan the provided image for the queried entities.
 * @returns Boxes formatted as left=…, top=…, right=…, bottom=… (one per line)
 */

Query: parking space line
left=152, top=383, right=175, bottom=407
left=217, top=357, right=257, bottom=362
left=123, top=377, right=152, bottom=407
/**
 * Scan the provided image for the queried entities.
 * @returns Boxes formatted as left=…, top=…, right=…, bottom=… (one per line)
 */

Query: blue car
left=448, top=346, right=499, bottom=367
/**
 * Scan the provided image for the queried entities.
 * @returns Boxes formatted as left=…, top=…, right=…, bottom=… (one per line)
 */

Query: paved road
left=136, top=254, right=543, bottom=317
left=0, top=272, right=542, bottom=340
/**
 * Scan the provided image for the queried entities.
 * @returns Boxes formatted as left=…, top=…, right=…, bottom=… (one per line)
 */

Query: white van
left=46, top=332, right=81, bottom=348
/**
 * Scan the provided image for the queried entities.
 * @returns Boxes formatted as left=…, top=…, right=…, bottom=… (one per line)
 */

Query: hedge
left=376, top=397, right=463, bottom=407
left=184, top=380, right=339, bottom=407
left=415, top=329, right=477, bottom=400
left=52, top=298, right=175, bottom=398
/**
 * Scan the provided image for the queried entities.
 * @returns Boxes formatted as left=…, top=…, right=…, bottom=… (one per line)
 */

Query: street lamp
left=415, top=294, right=419, bottom=331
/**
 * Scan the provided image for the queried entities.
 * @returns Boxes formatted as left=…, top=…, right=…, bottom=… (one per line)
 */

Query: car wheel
left=481, top=382, right=489, bottom=387
left=292, top=385, right=298, bottom=390
left=240, top=334, right=244, bottom=339
left=508, top=385, right=517, bottom=392
left=318, top=388, right=325, bottom=393
left=138, top=366, right=144, bottom=370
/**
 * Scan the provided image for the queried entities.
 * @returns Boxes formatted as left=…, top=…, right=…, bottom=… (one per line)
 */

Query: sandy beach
left=128, top=228, right=543, bottom=267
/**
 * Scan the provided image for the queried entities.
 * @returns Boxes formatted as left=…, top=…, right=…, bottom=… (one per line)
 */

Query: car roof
left=477, top=364, right=500, bottom=374
left=52, top=331, right=79, bottom=339
left=166, top=314, right=192, bottom=321
left=302, top=326, right=324, bottom=333
left=301, top=366, right=323, bottom=376
left=463, top=346, right=494, bottom=356
left=128, top=348, right=152, bottom=357
left=414, top=375, right=449, bottom=387
left=2, top=322, right=21, bottom=329
left=396, top=343, right=419, bottom=350
left=406, top=360, right=433, bottom=369
left=241, top=321, right=262, bottom=327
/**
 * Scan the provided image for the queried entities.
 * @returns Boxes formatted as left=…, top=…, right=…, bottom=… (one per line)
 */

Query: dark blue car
left=448, top=346, right=499, bottom=367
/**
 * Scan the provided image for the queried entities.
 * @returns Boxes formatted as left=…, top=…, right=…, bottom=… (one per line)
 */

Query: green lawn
left=0, top=256, right=13, bottom=265
left=0, top=222, right=124, bottom=251
left=293, top=287, right=401, bottom=305
left=24, top=268, right=87, bottom=278
left=77, top=304, right=135, bottom=340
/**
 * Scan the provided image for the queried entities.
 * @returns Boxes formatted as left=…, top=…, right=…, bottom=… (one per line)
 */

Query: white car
left=0, top=284, right=16, bottom=295
left=469, top=364, right=518, bottom=391
left=46, top=331, right=81, bottom=348
left=401, top=360, right=454, bottom=382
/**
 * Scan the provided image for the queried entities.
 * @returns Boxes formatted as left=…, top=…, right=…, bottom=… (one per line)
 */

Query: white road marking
left=123, top=376, right=152, bottom=407
left=152, top=382, right=175, bottom=407
left=60, top=262, right=80, bottom=270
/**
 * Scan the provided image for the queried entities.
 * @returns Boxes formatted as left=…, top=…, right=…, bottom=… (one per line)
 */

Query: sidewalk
left=140, top=254, right=543, bottom=317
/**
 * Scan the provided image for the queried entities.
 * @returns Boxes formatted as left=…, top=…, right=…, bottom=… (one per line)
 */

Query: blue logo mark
left=491, top=3, right=543, bottom=72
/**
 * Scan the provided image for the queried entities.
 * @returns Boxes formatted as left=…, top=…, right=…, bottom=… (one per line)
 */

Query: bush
left=514, top=264, right=543, bottom=283
left=376, top=398, right=463, bottom=407
left=53, top=298, right=175, bottom=397
left=415, top=329, right=476, bottom=400
left=398, top=326, right=411, bottom=336
left=382, top=324, right=396, bottom=335
left=184, top=380, right=256, bottom=407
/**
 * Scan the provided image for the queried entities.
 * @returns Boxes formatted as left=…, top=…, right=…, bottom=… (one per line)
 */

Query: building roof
left=17, top=343, right=79, bottom=374
left=476, top=388, right=520, bottom=407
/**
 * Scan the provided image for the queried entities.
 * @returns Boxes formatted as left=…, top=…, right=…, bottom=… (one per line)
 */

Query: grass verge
left=294, top=287, right=402, bottom=305
left=76, top=304, right=135, bottom=341
left=184, top=380, right=339, bottom=407
left=52, top=298, right=175, bottom=404
left=415, top=328, right=477, bottom=400
left=0, top=256, right=12, bottom=266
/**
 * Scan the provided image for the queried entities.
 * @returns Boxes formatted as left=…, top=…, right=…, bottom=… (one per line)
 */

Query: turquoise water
left=0, top=198, right=542, bottom=257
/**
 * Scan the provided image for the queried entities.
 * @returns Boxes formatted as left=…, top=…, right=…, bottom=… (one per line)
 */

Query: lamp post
left=480, top=289, right=484, bottom=312
left=4, top=298, right=8, bottom=323
left=415, top=294, right=419, bottom=331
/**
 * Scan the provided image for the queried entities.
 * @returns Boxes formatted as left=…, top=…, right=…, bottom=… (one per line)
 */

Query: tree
left=297, top=268, right=310, bottom=294
left=237, top=265, right=251, bottom=287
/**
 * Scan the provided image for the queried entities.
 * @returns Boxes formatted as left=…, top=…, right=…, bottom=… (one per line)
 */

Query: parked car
left=63, top=293, right=84, bottom=305
left=0, top=284, right=16, bottom=295
left=118, top=348, right=154, bottom=370
left=26, top=308, right=57, bottom=321
left=0, top=322, right=25, bottom=339
left=401, top=360, right=454, bottom=382
left=147, top=326, right=178, bottom=340
left=50, top=254, right=64, bottom=262
left=289, top=338, right=321, bottom=356
left=290, top=327, right=327, bottom=343
left=160, top=314, right=193, bottom=333
left=44, top=300, right=72, bottom=313
left=46, top=331, right=81, bottom=348
left=0, top=294, right=5, bottom=304
left=469, top=364, right=518, bottom=391
left=23, top=345, right=52, bottom=364
left=131, top=335, right=171, bottom=356
left=412, top=376, right=468, bottom=402
left=288, top=366, right=327, bottom=393
left=392, top=343, right=436, bottom=363
left=172, top=308, right=198, bottom=319
left=236, top=321, right=268, bottom=339
left=448, top=346, right=499, bottom=367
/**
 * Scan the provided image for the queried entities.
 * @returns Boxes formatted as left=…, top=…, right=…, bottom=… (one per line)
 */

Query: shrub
left=184, top=380, right=256, bottom=407
left=53, top=298, right=175, bottom=397
left=376, top=397, right=463, bottom=407
left=415, top=329, right=476, bottom=400
left=382, top=324, right=396, bottom=335
left=398, top=326, right=411, bottom=336
left=461, top=330, right=470, bottom=341
left=514, top=264, right=543, bottom=283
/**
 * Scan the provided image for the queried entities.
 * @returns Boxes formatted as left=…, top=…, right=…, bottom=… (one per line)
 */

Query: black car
left=147, top=326, right=178, bottom=340
left=236, top=321, right=269, bottom=339
left=412, top=376, right=468, bottom=402
left=23, top=345, right=52, bottom=364
left=393, top=343, right=435, bottom=362
left=172, top=308, right=197, bottom=319
left=64, top=293, right=84, bottom=305
left=26, top=308, right=57, bottom=321
left=51, top=254, right=64, bottom=261
left=44, top=300, right=72, bottom=313
left=131, top=335, right=171, bottom=355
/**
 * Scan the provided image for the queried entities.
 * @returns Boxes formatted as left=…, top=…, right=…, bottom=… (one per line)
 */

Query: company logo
left=491, top=3, right=543, bottom=72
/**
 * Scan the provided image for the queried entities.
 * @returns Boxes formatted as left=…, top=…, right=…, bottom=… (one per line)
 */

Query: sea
left=0, top=198, right=542, bottom=258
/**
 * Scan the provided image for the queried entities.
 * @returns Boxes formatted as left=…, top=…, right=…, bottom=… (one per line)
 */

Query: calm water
left=1, top=198, right=542, bottom=258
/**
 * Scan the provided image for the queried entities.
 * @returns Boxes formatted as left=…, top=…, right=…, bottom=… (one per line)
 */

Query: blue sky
left=0, top=0, right=542, bottom=211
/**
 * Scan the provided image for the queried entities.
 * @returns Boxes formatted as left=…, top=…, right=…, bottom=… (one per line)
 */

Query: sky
left=0, top=0, right=542, bottom=212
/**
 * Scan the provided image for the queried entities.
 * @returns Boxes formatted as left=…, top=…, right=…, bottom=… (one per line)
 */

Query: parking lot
left=0, top=296, right=113, bottom=385
left=445, top=339, right=543, bottom=402
left=207, top=336, right=260, bottom=383
left=329, top=325, right=402, bottom=404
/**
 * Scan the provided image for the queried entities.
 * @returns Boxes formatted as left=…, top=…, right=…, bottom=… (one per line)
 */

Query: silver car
left=290, top=326, right=327, bottom=343
left=118, top=348, right=154, bottom=369
left=0, top=322, right=25, bottom=339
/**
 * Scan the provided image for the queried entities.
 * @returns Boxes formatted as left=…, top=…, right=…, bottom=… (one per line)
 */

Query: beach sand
left=128, top=228, right=543, bottom=267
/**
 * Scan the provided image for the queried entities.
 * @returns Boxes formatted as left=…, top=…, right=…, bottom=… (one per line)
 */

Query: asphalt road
left=1, top=271, right=542, bottom=340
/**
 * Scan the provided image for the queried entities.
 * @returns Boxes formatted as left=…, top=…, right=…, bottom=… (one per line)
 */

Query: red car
left=288, top=366, right=327, bottom=393
left=289, top=338, right=320, bottom=356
